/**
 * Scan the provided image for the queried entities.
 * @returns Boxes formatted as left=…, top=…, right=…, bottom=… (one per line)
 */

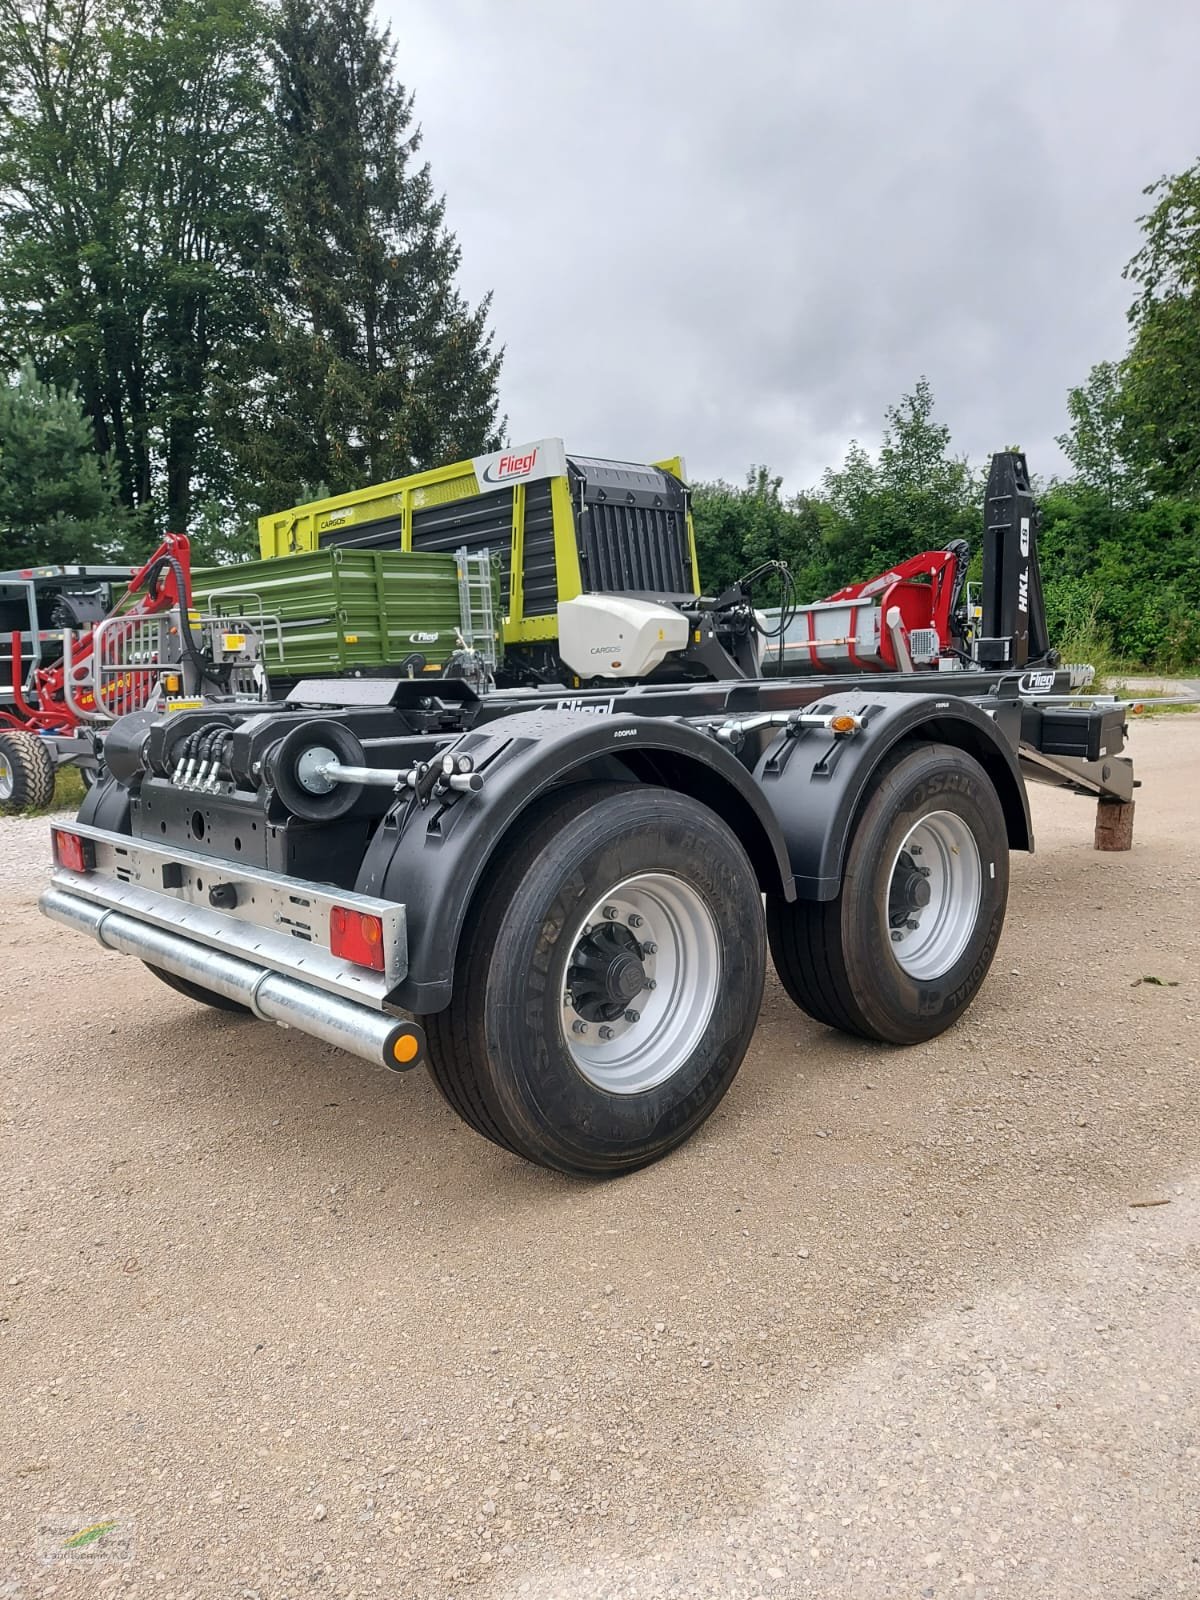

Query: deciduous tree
left=1122, top=161, right=1200, bottom=496
left=820, top=379, right=977, bottom=582
left=0, top=0, right=274, bottom=538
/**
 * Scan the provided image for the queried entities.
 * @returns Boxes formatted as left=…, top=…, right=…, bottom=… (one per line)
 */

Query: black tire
left=426, top=783, right=766, bottom=1176
left=767, top=742, right=1009, bottom=1045
left=0, top=730, right=56, bottom=814
left=143, top=963, right=250, bottom=1014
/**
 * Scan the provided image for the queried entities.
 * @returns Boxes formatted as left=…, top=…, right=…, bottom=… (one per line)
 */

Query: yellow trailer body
left=258, top=439, right=700, bottom=648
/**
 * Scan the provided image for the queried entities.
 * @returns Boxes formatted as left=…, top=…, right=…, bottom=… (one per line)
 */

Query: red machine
left=819, top=540, right=970, bottom=670
left=765, top=540, right=971, bottom=675
left=2, top=534, right=193, bottom=737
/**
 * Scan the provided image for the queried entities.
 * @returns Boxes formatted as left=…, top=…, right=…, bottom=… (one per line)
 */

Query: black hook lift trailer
left=40, top=453, right=1139, bottom=1175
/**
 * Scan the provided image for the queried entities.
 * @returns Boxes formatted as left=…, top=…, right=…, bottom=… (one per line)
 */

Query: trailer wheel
left=0, top=731, right=56, bottom=814
left=426, top=784, right=765, bottom=1175
left=767, top=742, right=1009, bottom=1045
left=143, top=964, right=250, bottom=1014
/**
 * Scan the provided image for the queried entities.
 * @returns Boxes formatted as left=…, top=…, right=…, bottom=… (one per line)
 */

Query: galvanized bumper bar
left=40, top=882, right=425, bottom=1072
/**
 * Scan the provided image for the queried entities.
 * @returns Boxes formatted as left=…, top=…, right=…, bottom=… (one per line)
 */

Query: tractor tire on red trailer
left=767, top=742, right=1009, bottom=1045
left=0, top=731, right=56, bottom=814
left=426, top=783, right=765, bottom=1176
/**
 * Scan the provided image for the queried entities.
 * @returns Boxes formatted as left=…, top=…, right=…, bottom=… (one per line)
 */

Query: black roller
left=264, top=720, right=367, bottom=821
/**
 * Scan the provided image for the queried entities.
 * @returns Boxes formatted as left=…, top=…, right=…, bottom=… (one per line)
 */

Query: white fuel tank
left=557, top=595, right=690, bottom=679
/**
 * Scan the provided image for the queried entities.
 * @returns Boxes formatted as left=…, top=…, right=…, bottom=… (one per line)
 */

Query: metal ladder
left=455, top=548, right=499, bottom=671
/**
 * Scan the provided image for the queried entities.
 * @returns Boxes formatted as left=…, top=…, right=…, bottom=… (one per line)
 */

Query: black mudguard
left=358, top=708, right=794, bottom=1014
left=753, top=690, right=1033, bottom=900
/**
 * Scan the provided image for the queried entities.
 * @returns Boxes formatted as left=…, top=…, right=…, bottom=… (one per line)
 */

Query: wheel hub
left=567, top=923, right=648, bottom=1021
left=0, top=752, right=12, bottom=802
left=886, top=812, right=983, bottom=980
left=889, top=851, right=932, bottom=924
left=560, top=872, right=720, bottom=1095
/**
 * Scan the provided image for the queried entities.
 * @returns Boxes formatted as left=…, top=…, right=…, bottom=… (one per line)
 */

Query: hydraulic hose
left=142, top=553, right=225, bottom=689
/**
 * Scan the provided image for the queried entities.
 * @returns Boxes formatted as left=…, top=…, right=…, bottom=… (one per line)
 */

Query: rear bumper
left=39, top=824, right=424, bottom=1071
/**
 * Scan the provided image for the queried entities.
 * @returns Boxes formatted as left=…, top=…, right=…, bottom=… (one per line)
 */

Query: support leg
left=1095, top=798, right=1135, bottom=851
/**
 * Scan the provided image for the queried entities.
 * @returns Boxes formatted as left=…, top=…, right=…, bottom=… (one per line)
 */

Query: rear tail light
left=330, top=906, right=386, bottom=971
left=52, top=828, right=93, bottom=873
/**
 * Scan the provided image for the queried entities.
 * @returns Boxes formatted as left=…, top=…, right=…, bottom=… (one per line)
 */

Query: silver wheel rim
left=0, top=752, right=12, bottom=801
left=887, top=809, right=982, bottom=980
left=561, top=871, right=721, bottom=1095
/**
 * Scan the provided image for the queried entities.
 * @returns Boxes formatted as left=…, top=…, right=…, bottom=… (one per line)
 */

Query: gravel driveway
left=2, top=715, right=1198, bottom=1598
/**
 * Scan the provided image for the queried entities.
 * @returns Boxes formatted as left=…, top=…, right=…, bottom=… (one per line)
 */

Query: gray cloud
left=384, top=0, right=1200, bottom=490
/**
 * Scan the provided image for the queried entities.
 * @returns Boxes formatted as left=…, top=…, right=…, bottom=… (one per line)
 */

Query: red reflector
left=52, top=829, right=91, bottom=872
left=330, top=906, right=386, bottom=971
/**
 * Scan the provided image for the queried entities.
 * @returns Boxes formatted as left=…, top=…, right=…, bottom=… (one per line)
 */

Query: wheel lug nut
left=642, top=941, right=657, bottom=955
left=623, top=1009, right=640, bottom=1023
left=628, top=913, right=643, bottom=928
left=906, top=918, right=919, bottom=931
left=602, top=905, right=619, bottom=920
left=918, top=866, right=931, bottom=877
left=891, top=930, right=903, bottom=942
left=572, top=1020, right=589, bottom=1035
left=598, top=1026, right=614, bottom=1040
left=563, top=992, right=573, bottom=1008
left=646, top=979, right=657, bottom=990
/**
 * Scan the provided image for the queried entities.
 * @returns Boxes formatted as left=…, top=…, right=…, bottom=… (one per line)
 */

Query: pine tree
left=231, top=0, right=504, bottom=511
left=0, top=364, right=126, bottom=567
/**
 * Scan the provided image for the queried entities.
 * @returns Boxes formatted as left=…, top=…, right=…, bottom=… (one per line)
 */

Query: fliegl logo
left=482, top=447, right=538, bottom=485
left=556, top=696, right=617, bottom=715
left=473, top=438, right=567, bottom=489
left=1019, top=669, right=1056, bottom=694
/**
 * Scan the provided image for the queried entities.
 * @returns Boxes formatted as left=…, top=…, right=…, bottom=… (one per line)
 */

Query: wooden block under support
left=1095, top=798, right=1135, bottom=851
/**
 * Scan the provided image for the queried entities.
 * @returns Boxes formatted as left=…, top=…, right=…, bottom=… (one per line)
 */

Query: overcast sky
left=382, top=0, right=1200, bottom=492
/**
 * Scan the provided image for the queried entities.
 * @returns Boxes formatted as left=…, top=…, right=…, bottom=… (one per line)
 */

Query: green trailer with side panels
left=192, top=547, right=496, bottom=682
left=256, top=439, right=701, bottom=682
